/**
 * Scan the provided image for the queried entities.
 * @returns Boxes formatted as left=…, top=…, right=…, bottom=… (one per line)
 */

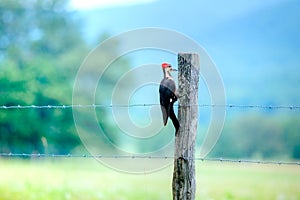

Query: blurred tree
left=282, top=117, right=300, bottom=159
left=210, top=114, right=300, bottom=159
left=0, top=0, right=87, bottom=154
left=0, top=0, right=134, bottom=155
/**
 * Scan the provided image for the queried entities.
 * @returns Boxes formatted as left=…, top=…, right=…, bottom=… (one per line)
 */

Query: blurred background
left=0, top=0, right=300, bottom=160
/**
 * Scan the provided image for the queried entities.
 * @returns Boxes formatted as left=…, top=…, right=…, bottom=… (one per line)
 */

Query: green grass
left=0, top=158, right=299, bottom=200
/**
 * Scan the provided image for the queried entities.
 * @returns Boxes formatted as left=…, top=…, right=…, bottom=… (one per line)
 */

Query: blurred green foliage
left=0, top=0, right=129, bottom=154
left=210, top=114, right=300, bottom=159
left=0, top=0, right=299, bottom=160
left=0, top=0, right=88, bottom=154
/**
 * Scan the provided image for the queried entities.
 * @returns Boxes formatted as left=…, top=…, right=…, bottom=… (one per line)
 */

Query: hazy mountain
left=77, top=0, right=300, bottom=105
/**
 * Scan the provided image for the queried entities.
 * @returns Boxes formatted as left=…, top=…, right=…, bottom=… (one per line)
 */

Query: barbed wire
left=0, top=153, right=299, bottom=166
left=0, top=104, right=300, bottom=110
left=1, top=104, right=299, bottom=167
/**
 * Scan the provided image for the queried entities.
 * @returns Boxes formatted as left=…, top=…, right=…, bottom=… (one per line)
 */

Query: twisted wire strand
left=0, top=104, right=299, bottom=110
left=0, top=153, right=299, bottom=166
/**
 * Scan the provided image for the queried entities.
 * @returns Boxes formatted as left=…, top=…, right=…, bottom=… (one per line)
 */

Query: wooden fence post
left=172, top=53, right=200, bottom=200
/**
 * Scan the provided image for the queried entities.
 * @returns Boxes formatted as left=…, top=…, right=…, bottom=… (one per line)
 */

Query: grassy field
left=0, top=158, right=299, bottom=200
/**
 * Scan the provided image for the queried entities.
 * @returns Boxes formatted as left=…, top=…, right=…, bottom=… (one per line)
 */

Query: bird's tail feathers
left=160, top=105, right=169, bottom=126
left=169, top=107, right=180, bottom=133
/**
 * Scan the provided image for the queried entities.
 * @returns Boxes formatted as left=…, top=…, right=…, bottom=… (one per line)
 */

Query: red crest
left=162, top=62, right=170, bottom=68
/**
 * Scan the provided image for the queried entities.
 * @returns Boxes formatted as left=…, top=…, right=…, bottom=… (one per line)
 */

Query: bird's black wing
left=159, top=78, right=179, bottom=132
left=159, top=84, right=173, bottom=126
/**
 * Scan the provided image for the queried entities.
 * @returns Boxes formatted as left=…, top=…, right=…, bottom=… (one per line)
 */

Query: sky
left=69, top=0, right=157, bottom=10
left=68, top=0, right=300, bottom=106
left=67, top=0, right=300, bottom=150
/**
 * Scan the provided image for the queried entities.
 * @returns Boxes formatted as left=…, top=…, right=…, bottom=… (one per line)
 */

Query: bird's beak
left=171, top=68, right=178, bottom=71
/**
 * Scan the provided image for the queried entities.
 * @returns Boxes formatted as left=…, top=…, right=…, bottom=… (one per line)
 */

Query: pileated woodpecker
left=159, top=62, right=180, bottom=134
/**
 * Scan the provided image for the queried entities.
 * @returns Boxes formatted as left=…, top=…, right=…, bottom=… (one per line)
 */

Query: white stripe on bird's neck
left=163, top=69, right=173, bottom=79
